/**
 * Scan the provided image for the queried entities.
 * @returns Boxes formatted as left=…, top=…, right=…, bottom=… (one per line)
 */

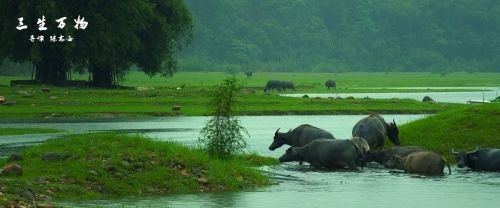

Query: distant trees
left=0, top=0, right=192, bottom=86
left=180, top=0, right=500, bottom=73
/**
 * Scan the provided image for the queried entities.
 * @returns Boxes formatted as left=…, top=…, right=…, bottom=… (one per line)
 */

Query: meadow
left=1, top=71, right=499, bottom=92
left=1, top=71, right=498, bottom=120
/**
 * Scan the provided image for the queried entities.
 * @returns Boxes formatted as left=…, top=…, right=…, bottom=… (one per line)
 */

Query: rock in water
left=422, top=96, right=435, bottom=103
left=2, top=163, right=22, bottom=176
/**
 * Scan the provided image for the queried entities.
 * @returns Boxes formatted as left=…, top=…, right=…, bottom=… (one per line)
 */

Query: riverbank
left=395, top=103, right=500, bottom=162
left=0, top=128, right=62, bottom=136
left=0, top=133, right=278, bottom=207
left=0, top=85, right=459, bottom=120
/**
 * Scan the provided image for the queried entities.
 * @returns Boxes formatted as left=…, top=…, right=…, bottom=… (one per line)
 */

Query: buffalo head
left=279, top=147, right=299, bottom=162
left=451, top=147, right=479, bottom=168
left=384, top=155, right=403, bottom=169
left=269, top=128, right=291, bottom=150
left=387, top=119, right=401, bottom=146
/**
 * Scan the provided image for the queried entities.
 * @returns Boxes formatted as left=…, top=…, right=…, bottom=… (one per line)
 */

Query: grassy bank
left=0, top=133, right=278, bottom=206
left=0, top=128, right=62, bottom=136
left=394, top=103, right=500, bottom=163
left=0, top=85, right=459, bottom=120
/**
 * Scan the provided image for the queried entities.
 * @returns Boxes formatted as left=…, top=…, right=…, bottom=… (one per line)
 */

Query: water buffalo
left=352, top=114, right=400, bottom=151
left=325, top=80, right=336, bottom=90
left=244, top=71, right=253, bottom=78
left=279, top=137, right=370, bottom=170
left=384, top=151, right=451, bottom=176
left=362, top=146, right=426, bottom=164
left=269, top=124, right=335, bottom=151
left=281, top=81, right=295, bottom=91
left=451, top=147, right=500, bottom=171
left=264, top=80, right=295, bottom=92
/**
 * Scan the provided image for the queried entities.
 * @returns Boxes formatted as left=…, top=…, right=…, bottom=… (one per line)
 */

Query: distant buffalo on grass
left=325, top=80, right=336, bottom=90
left=264, top=80, right=295, bottom=93
left=244, top=71, right=253, bottom=78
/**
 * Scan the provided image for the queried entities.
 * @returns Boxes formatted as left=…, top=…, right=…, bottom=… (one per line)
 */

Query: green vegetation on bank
left=0, top=128, right=62, bottom=136
left=2, top=72, right=499, bottom=90
left=0, top=85, right=458, bottom=119
left=0, top=133, right=278, bottom=206
left=393, top=104, right=500, bottom=163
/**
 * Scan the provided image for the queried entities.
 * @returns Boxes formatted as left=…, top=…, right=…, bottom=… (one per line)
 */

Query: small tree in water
left=198, top=77, right=248, bottom=158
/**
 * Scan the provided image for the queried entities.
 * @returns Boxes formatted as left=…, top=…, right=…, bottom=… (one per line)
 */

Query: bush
left=198, top=77, right=248, bottom=158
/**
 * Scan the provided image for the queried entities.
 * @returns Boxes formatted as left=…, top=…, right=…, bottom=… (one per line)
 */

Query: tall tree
left=0, top=0, right=192, bottom=86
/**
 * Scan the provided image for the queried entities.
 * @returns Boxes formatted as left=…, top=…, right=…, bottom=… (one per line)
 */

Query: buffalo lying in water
left=269, top=124, right=335, bottom=151
left=362, top=146, right=426, bottom=164
left=385, top=151, right=451, bottom=176
left=279, top=137, right=370, bottom=170
left=451, top=147, right=500, bottom=171
left=352, top=114, right=400, bottom=151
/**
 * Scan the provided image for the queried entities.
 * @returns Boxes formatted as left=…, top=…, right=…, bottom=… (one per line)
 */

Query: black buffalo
left=245, top=71, right=253, bottom=78
left=352, top=114, right=400, bottom=151
left=451, top=147, right=500, bottom=171
left=279, top=137, right=370, bottom=170
left=264, top=80, right=295, bottom=92
left=325, top=80, right=336, bottom=90
left=362, top=146, right=425, bottom=164
left=269, top=124, right=335, bottom=151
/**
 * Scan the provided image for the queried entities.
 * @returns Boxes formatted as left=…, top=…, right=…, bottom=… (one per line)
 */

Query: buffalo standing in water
left=269, top=124, right=335, bottom=151
left=325, top=80, right=336, bottom=90
left=451, top=147, right=500, bottom=171
left=384, top=151, right=451, bottom=176
left=279, top=137, right=370, bottom=170
left=362, top=146, right=425, bottom=164
left=352, top=114, right=400, bottom=151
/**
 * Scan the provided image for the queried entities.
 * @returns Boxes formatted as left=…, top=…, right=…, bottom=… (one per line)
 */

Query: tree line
left=179, top=0, right=500, bottom=73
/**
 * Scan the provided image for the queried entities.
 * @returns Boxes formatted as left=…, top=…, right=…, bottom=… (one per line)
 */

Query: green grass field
left=2, top=71, right=499, bottom=92
left=0, top=86, right=458, bottom=119
left=0, top=71, right=498, bottom=119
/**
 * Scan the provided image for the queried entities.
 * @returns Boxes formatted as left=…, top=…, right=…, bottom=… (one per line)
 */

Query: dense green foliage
left=0, top=0, right=192, bottom=86
left=0, top=133, right=276, bottom=205
left=180, top=0, right=500, bottom=73
left=391, top=104, right=500, bottom=163
left=199, top=78, right=248, bottom=158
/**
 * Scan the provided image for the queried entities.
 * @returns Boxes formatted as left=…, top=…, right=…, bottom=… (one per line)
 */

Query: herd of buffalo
left=270, top=114, right=500, bottom=176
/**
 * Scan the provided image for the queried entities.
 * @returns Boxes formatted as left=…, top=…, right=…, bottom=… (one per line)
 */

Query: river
left=1, top=114, right=499, bottom=207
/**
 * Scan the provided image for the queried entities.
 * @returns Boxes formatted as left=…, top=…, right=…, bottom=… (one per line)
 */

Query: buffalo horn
left=275, top=128, right=280, bottom=135
left=468, top=146, right=479, bottom=154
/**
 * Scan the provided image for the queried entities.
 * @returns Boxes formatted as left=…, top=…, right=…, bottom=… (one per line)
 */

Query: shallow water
left=1, top=114, right=499, bottom=207
left=282, top=87, right=500, bottom=103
